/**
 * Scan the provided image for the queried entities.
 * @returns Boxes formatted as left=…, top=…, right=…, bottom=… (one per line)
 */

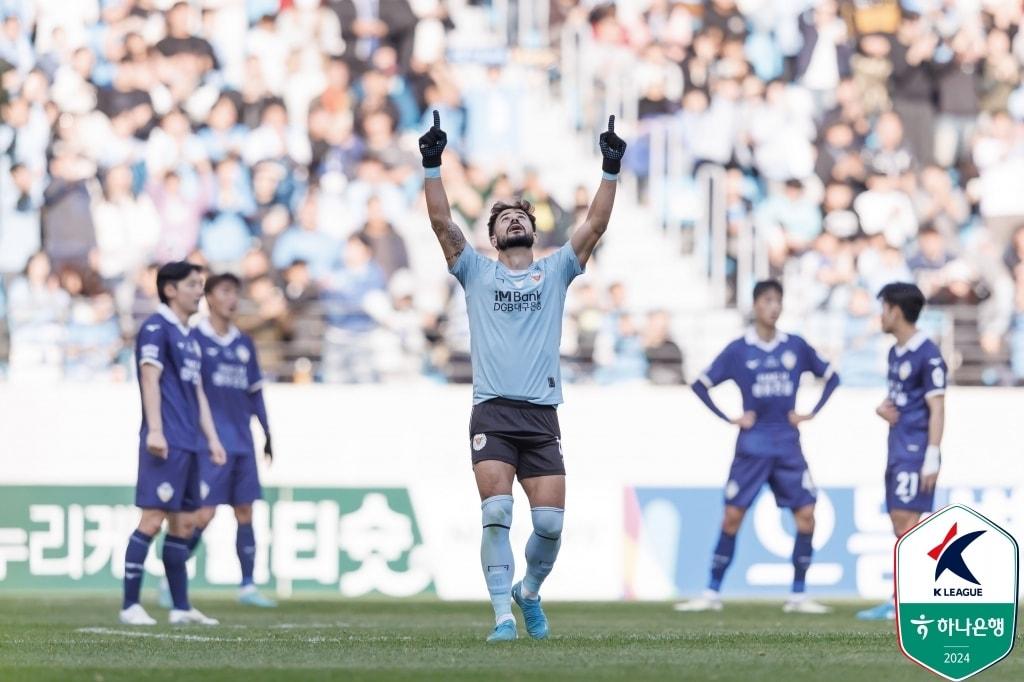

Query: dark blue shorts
left=199, top=450, right=262, bottom=507
left=724, top=453, right=817, bottom=510
left=469, top=398, right=564, bottom=479
left=135, top=446, right=201, bottom=512
left=885, top=461, right=935, bottom=513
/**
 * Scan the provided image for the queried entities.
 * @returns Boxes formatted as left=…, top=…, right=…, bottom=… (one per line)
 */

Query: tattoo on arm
left=435, top=219, right=467, bottom=268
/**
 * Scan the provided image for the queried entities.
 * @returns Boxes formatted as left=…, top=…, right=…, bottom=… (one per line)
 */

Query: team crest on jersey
left=236, top=345, right=251, bottom=364
left=745, top=359, right=760, bottom=370
left=146, top=324, right=160, bottom=332
left=530, top=272, right=543, bottom=283
left=206, top=347, right=219, bottom=357
left=200, top=481, right=210, bottom=500
left=157, top=482, right=174, bottom=503
left=189, top=340, right=202, bottom=356
left=472, top=434, right=487, bottom=451
left=781, top=350, right=797, bottom=370
left=899, top=361, right=913, bottom=381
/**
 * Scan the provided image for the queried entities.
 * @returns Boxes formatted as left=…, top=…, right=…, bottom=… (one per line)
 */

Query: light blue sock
left=522, top=507, right=563, bottom=599
left=480, top=495, right=514, bottom=624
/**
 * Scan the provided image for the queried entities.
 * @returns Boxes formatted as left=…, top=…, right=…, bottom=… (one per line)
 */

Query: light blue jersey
left=450, top=242, right=584, bottom=405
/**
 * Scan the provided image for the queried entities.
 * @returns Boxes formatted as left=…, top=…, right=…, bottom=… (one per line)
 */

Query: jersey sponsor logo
left=472, top=434, right=487, bottom=451
left=156, top=482, right=174, bottom=503
left=899, top=361, right=913, bottom=381
left=751, top=371, right=795, bottom=398
left=781, top=350, right=797, bottom=370
left=212, top=363, right=250, bottom=390
left=181, top=358, right=202, bottom=385
left=493, top=289, right=542, bottom=312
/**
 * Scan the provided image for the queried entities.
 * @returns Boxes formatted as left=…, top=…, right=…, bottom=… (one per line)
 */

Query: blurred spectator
left=272, top=192, right=338, bottom=278
left=357, top=195, right=410, bottom=281
left=0, top=162, right=42, bottom=275
left=643, top=310, right=684, bottom=385
left=321, top=234, right=387, bottom=382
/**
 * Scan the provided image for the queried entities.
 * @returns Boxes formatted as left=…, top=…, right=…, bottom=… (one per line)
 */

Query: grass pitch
left=0, top=595, right=1020, bottom=681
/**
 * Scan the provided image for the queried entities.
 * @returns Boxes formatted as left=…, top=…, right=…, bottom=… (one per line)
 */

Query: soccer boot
left=169, top=607, right=220, bottom=625
left=856, top=602, right=895, bottom=621
left=486, top=618, right=518, bottom=642
left=238, top=585, right=277, bottom=608
left=673, top=590, right=723, bottom=612
left=783, top=597, right=833, bottom=614
left=119, top=603, right=157, bottom=625
left=511, top=581, right=550, bottom=639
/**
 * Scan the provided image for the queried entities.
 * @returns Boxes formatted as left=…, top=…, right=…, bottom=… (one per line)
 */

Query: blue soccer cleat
left=486, top=618, right=518, bottom=642
left=856, top=602, right=895, bottom=621
left=512, top=581, right=549, bottom=640
left=158, top=578, right=173, bottom=610
left=238, top=586, right=277, bottom=608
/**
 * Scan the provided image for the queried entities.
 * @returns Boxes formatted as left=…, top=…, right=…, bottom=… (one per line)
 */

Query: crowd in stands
left=2, top=0, right=1024, bottom=385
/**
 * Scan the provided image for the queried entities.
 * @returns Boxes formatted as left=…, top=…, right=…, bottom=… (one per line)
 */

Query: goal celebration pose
left=419, top=110, right=625, bottom=641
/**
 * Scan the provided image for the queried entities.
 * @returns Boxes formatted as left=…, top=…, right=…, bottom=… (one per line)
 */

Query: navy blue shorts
left=885, top=461, right=935, bottom=513
left=469, top=398, right=564, bottom=479
left=724, top=453, right=817, bottom=510
left=199, top=450, right=262, bottom=507
left=135, top=446, right=201, bottom=512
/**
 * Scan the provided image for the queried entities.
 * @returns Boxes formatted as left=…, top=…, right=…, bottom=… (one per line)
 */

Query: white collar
left=157, top=303, right=191, bottom=335
left=895, top=330, right=928, bottom=357
left=197, top=317, right=240, bottom=347
left=744, top=327, right=788, bottom=353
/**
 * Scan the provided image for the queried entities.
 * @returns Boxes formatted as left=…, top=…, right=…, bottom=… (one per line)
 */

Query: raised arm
left=571, top=115, right=626, bottom=267
left=419, top=110, right=467, bottom=269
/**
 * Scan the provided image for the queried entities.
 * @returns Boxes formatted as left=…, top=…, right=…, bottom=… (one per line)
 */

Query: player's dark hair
left=877, top=282, right=926, bottom=323
left=157, top=261, right=203, bottom=304
left=752, top=279, right=783, bottom=302
left=487, top=199, right=537, bottom=237
left=204, top=272, right=241, bottom=295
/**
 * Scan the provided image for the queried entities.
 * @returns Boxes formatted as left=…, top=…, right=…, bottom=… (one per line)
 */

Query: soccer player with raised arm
left=857, top=282, right=946, bottom=621
left=419, top=110, right=625, bottom=642
left=158, top=273, right=276, bottom=609
left=119, top=262, right=225, bottom=626
left=675, top=280, right=840, bottom=615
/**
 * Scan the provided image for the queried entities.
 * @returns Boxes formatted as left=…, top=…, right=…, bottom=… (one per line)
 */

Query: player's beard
left=496, top=230, right=535, bottom=251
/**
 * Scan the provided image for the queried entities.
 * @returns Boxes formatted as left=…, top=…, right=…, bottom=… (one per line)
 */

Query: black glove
left=599, top=115, right=627, bottom=174
left=264, top=435, right=273, bottom=464
left=418, top=110, right=447, bottom=168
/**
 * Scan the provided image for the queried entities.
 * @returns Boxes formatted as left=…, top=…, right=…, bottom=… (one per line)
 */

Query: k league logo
left=895, top=504, right=1019, bottom=681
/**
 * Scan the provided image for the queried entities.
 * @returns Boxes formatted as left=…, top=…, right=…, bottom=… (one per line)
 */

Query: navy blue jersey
left=192, top=320, right=263, bottom=454
left=700, top=331, right=834, bottom=458
left=886, top=331, right=947, bottom=464
left=135, top=305, right=203, bottom=452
